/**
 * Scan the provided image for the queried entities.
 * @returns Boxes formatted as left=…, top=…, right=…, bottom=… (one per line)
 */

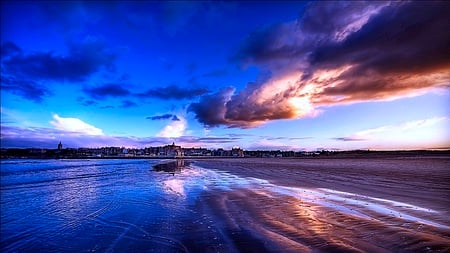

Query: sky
left=1, top=1, right=449, bottom=151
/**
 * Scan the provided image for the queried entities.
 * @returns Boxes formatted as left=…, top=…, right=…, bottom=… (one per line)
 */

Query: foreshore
left=2, top=157, right=449, bottom=252
left=185, top=157, right=450, bottom=252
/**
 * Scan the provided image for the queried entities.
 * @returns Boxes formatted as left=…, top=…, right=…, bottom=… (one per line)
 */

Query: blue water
left=0, top=159, right=223, bottom=252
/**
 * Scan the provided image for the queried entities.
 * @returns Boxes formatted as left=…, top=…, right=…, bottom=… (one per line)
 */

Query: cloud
left=139, top=84, right=209, bottom=100
left=233, top=21, right=304, bottom=66
left=0, top=122, right=294, bottom=149
left=0, top=74, right=51, bottom=103
left=334, top=117, right=450, bottom=149
left=173, top=135, right=241, bottom=145
left=146, top=114, right=180, bottom=121
left=190, top=77, right=318, bottom=127
left=354, top=117, right=449, bottom=139
left=333, top=137, right=367, bottom=142
left=77, top=97, right=99, bottom=107
left=1, top=38, right=118, bottom=103
left=83, top=83, right=131, bottom=99
left=1, top=38, right=117, bottom=82
left=263, top=136, right=312, bottom=141
left=307, top=2, right=450, bottom=104
left=195, top=136, right=242, bottom=143
left=1, top=42, right=22, bottom=57
left=120, top=100, right=137, bottom=108
left=190, top=2, right=450, bottom=128
left=188, top=87, right=237, bottom=127
left=157, top=116, right=187, bottom=138
left=247, top=139, right=302, bottom=151
left=0, top=125, right=243, bottom=149
left=50, top=114, right=104, bottom=135
left=0, top=124, right=169, bottom=148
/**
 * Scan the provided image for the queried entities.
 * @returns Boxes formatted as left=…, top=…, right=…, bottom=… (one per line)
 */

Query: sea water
left=1, top=159, right=199, bottom=252
left=1, top=159, right=273, bottom=252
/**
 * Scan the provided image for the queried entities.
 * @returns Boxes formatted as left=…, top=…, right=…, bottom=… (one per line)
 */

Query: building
left=231, top=146, right=244, bottom=157
left=160, top=142, right=183, bottom=157
left=57, top=142, right=63, bottom=151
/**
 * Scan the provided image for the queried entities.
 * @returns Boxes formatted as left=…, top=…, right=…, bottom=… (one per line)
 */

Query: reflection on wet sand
left=152, top=159, right=189, bottom=175
left=153, top=160, right=192, bottom=197
left=200, top=187, right=450, bottom=252
left=150, top=160, right=450, bottom=252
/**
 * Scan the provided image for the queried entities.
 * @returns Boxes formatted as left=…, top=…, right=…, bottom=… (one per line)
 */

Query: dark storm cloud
left=188, top=87, right=235, bottom=127
left=0, top=75, right=51, bottom=103
left=234, top=2, right=389, bottom=66
left=223, top=81, right=298, bottom=123
left=1, top=39, right=117, bottom=83
left=308, top=1, right=450, bottom=103
left=309, top=2, right=450, bottom=72
left=190, top=1, right=450, bottom=128
left=299, top=1, right=386, bottom=37
left=83, top=83, right=130, bottom=99
left=233, top=22, right=304, bottom=65
left=139, top=84, right=209, bottom=100
left=146, top=114, right=180, bottom=121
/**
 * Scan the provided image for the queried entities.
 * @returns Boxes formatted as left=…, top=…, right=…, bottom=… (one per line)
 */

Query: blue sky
left=1, top=1, right=449, bottom=151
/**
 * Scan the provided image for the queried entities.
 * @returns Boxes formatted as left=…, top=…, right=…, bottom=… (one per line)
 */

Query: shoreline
left=2, top=154, right=450, bottom=160
left=2, top=149, right=449, bottom=160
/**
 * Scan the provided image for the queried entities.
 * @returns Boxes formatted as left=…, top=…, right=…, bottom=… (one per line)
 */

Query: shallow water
left=1, top=159, right=449, bottom=252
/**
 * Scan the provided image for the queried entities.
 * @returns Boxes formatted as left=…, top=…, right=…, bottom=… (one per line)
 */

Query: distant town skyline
left=1, top=1, right=449, bottom=151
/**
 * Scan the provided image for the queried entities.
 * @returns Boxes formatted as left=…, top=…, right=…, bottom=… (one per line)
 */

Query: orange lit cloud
left=190, top=2, right=450, bottom=128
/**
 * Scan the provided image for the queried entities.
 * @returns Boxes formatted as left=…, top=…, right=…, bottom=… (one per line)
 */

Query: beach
left=190, top=157, right=450, bottom=252
left=1, top=157, right=449, bottom=252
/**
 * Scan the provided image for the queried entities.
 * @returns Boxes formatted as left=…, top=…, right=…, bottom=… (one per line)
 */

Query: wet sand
left=2, top=158, right=449, bottom=252
left=191, top=157, right=450, bottom=252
